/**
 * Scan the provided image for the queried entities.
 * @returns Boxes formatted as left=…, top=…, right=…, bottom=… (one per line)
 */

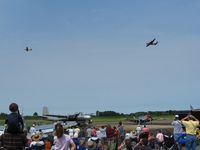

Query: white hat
left=175, top=115, right=179, bottom=118
left=125, top=133, right=131, bottom=140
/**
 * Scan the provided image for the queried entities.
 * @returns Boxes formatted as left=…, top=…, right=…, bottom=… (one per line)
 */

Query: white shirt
left=29, top=126, right=36, bottom=134
left=54, top=134, right=74, bottom=150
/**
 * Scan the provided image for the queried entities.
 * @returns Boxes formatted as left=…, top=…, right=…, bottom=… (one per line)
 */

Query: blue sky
left=0, top=1, right=200, bottom=115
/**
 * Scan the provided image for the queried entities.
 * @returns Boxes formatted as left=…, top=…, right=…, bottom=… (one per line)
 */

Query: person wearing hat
left=29, top=123, right=36, bottom=135
left=53, top=123, right=76, bottom=150
left=5, top=102, right=24, bottom=134
left=171, top=114, right=183, bottom=142
left=28, top=132, right=44, bottom=149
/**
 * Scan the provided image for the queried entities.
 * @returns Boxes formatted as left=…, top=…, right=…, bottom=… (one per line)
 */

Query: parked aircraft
left=42, top=107, right=92, bottom=126
left=33, top=122, right=78, bottom=134
left=24, top=47, right=32, bottom=52
left=146, top=38, right=158, bottom=47
left=128, top=114, right=153, bottom=125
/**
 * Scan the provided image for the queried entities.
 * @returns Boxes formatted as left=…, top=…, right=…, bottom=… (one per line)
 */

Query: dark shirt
left=5, top=112, right=24, bottom=134
left=134, top=145, right=152, bottom=150
left=106, top=127, right=114, bottom=138
left=0, top=133, right=27, bottom=150
left=139, top=132, right=148, bottom=140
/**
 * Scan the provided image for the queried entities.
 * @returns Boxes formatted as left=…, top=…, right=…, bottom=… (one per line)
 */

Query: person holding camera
left=181, top=114, right=199, bottom=150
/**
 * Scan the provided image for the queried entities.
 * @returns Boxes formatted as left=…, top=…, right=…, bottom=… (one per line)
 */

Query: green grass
left=92, top=116, right=126, bottom=123
left=0, top=119, right=52, bottom=127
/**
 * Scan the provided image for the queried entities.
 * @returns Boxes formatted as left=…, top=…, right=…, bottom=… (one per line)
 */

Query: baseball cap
left=175, top=115, right=179, bottom=118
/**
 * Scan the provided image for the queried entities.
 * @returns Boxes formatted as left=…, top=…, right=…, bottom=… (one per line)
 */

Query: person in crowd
left=67, top=127, right=74, bottom=138
left=171, top=115, right=183, bottom=141
left=162, top=129, right=176, bottom=150
left=113, top=126, right=119, bottom=150
left=5, top=103, right=24, bottom=134
left=28, top=132, right=44, bottom=150
left=0, top=132, right=27, bottom=150
left=181, top=114, right=199, bottom=150
left=29, top=123, right=36, bottom=135
left=73, top=126, right=80, bottom=148
left=134, top=138, right=152, bottom=150
left=86, top=140, right=97, bottom=150
left=138, top=130, right=149, bottom=141
left=0, top=103, right=27, bottom=150
left=86, top=126, right=92, bottom=140
left=99, top=125, right=107, bottom=146
left=129, top=129, right=137, bottom=147
left=91, top=127, right=97, bottom=137
left=44, top=137, right=52, bottom=150
left=142, top=125, right=150, bottom=135
left=106, top=124, right=114, bottom=150
left=136, top=125, right=142, bottom=137
left=118, top=121, right=125, bottom=146
left=148, top=132, right=157, bottom=149
left=79, top=127, right=86, bottom=138
left=77, top=138, right=87, bottom=150
left=156, top=129, right=164, bottom=150
left=53, top=123, right=76, bottom=150
left=118, top=135, right=133, bottom=150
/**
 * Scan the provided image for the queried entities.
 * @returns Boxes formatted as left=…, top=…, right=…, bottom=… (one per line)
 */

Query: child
left=5, top=103, right=24, bottom=134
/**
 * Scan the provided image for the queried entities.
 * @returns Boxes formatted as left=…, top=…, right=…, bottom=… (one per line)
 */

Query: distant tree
left=0, top=112, right=7, bottom=119
left=97, top=111, right=121, bottom=116
left=33, top=112, right=38, bottom=116
left=96, top=111, right=100, bottom=116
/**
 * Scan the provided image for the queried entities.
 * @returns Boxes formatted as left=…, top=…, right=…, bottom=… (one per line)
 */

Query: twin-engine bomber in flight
left=146, top=38, right=158, bottom=47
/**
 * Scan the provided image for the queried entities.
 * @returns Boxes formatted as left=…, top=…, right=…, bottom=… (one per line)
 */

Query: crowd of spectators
left=0, top=103, right=200, bottom=150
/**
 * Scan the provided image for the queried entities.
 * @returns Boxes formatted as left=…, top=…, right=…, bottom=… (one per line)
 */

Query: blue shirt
left=171, top=120, right=183, bottom=134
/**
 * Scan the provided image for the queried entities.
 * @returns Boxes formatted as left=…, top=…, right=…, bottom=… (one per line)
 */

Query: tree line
left=0, top=110, right=180, bottom=119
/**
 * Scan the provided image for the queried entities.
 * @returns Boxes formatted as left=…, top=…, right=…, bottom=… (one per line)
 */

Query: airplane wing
left=146, top=38, right=156, bottom=47
left=35, top=122, right=77, bottom=133
left=152, top=38, right=156, bottom=42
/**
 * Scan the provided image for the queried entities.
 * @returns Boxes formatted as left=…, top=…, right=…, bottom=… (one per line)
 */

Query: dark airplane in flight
left=146, top=38, right=158, bottom=47
left=24, top=47, right=32, bottom=52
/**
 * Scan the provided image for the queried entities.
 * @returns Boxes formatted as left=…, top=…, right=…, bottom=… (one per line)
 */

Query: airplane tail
left=190, top=104, right=195, bottom=112
left=42, top=106, right=49, bottom=116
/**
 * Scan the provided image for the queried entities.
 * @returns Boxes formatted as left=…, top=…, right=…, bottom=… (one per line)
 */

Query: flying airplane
left=42, top=107, right=92, bottom=126
left=146, top=38, right=158, bottom=47
left=24, top=47, right=32, bottom=52
left=128, top=114, right=153, bottom=125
